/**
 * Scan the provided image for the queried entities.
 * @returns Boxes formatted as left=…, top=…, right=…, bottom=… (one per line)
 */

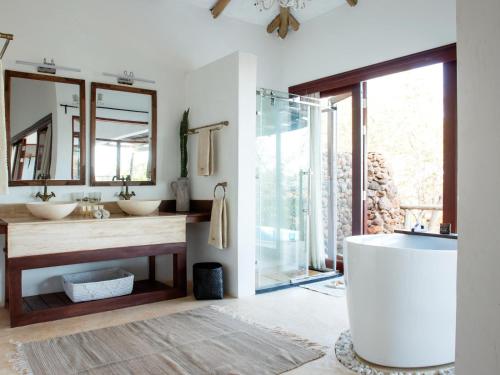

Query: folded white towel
left=0, top=60, right=9, bottom=195
left=197, top=129, right=214, bottom=176
left=208, top=196, right=227, bottom=249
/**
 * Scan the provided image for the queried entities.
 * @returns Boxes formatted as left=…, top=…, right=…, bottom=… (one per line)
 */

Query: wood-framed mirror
left=90, top=82, right=157, bottom=186
left=4, top=70, right=86, bottom=186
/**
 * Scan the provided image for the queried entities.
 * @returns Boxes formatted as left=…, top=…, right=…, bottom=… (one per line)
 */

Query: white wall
left=236, top=52, right=258, bottom=297
left=456, top=1, right=500, bottom=374
left=185, top=52, right=256, bottom=297
left=282, top=0, right=457, bottom=87
left=0, top=0, right=281, bottom=302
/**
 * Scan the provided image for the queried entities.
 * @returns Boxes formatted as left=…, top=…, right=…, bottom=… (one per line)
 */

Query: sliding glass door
left=256, top=90, right=312, bottom=290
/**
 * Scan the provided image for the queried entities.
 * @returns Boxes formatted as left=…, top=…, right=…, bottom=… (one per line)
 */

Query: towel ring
left=214, top=182, right=227, bottom=199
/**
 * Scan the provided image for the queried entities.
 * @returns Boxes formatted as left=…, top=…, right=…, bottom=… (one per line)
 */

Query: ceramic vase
left=171, top=177, right=190, bottom=212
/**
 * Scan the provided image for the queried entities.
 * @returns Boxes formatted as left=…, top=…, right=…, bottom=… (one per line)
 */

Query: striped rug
left=11, top=306, right=325, bottom=375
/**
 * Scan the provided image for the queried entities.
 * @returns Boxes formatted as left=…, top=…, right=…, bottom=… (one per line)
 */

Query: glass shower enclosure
left=256, top=89, right=328, bottom=290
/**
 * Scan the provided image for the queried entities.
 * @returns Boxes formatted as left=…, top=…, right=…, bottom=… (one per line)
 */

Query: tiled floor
left=0, top=286, right=352, bottom=374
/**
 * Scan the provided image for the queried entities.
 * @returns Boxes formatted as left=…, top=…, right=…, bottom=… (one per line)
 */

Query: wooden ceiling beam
left=289, top=13, right=300, bottom=31
left=267, top=7, right=300, bottom=38
left=210, top=0, right=231, bottom=19
left=278, top=6, right=290, bottom=39
left=267, top=15, right=281, bottom=34
left=213, top=1, right=349, bottom=38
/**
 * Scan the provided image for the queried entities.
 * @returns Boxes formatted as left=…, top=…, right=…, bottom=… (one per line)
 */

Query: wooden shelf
left=185, top=211, right=211, bottom=223
left=160, top=200, right=212, bottom=223
left=23, top=280, right=168, bottom=312
left=0, top=200, right=211, bottom=232
left=7, top=243, right=187, bottom=327
left=18, top=280, right=185, bottom=326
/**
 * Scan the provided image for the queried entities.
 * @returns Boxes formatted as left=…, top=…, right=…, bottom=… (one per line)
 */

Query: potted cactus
left=171, top=109, right=190, bottom=212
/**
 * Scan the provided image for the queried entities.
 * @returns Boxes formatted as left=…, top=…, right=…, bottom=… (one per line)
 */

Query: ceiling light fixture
left=254, top=0, right=310, bottom=12
left=211, top=0, right=357, bottom=39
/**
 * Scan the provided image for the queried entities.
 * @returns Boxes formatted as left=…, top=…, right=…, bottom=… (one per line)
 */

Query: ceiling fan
left=210, top=0, right=358, bottom=39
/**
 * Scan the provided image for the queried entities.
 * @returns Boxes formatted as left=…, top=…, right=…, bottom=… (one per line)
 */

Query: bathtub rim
left=344, top=233, right=457, bottom=252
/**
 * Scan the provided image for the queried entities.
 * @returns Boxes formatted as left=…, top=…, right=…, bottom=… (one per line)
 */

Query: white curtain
left=308, top=93, right=326, bottom=270
left=0, top=60, right=8, bottom=194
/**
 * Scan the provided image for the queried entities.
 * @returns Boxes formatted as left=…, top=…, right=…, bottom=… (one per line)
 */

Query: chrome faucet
left=35, top=173, right=56, bottom=202
left=113, top=175, right=135, bottom=200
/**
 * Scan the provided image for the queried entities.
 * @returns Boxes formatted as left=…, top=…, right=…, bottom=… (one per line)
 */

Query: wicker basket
left=62, top=268, right=134, bottom=303
left=193, top=262, right=224, bottom=300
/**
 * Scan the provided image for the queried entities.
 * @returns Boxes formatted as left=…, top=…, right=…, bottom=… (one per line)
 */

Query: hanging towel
left=0, top=60, right=9, bottom=195
left=208, top=196, right=227, bottom=249
left=197, top=129, right=214, bottom=176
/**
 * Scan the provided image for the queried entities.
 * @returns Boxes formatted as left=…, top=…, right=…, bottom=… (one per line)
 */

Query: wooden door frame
left=289, top=44, right=456, bottom=96
left=351, top=84, right=364, bottom=236
left=290, top=44, right=458, bottom=269
left=442, top=60, right=457, bottom=230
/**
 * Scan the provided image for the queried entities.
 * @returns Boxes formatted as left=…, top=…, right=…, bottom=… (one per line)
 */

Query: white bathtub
left=344, top=233, right=457, bottom=368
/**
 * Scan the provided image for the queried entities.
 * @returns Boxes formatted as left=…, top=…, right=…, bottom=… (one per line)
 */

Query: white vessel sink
left=26, top=202, right=78, bottom=220
left=117, top=200, right=161, bottom=216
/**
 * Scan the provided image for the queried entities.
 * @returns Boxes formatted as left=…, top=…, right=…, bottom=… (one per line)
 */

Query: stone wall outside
left=366, top=152, right=405, bottom=234
left=334, top=153, right=353, bottom=255
left=325, top=152, right=404, bottom=255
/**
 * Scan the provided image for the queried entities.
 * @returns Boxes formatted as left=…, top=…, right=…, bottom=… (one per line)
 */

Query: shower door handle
left=299, top=169, right=311, bottom=215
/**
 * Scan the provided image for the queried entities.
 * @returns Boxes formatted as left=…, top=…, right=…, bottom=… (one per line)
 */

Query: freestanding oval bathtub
left=344, top=233, right=457, bottom=368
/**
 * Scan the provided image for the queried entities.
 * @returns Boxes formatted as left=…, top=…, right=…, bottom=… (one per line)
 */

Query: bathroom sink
left=117, top=200, right=161, bottom=216
left=25, top=202, right=78, bottom=220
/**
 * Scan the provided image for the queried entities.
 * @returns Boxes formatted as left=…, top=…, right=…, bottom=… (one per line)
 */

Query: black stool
left=193, top=262, right=224, bottom=300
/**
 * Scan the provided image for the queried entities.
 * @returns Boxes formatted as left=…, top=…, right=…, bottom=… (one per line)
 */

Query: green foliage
left=180, top=109, right=189, bottom=178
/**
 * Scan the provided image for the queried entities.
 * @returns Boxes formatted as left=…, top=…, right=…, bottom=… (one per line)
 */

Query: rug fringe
left=7, top=340, right=34, bottom=375
left=209, top=305, right=328, bottom=355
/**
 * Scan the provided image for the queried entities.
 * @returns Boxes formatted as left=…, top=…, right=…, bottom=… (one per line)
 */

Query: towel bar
left=187, top=121, right=229, bottom=135
left=214, top=182, right=227, bottom=199
left=0, top=32, right=13, bottom=59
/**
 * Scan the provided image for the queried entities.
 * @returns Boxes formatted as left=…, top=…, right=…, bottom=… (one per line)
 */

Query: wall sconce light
left=102, top=70, right=155, bottom=86
left=16, top=58, right=81, bottom=74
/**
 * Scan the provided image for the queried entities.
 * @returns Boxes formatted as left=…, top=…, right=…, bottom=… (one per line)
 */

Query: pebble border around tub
left=334, top=330, right=455, bottom=375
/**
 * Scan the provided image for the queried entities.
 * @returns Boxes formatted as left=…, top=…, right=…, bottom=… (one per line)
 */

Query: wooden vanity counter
left=0, top=201, right=211, bottom=327
left=3, top=214, right=186, bottom=258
